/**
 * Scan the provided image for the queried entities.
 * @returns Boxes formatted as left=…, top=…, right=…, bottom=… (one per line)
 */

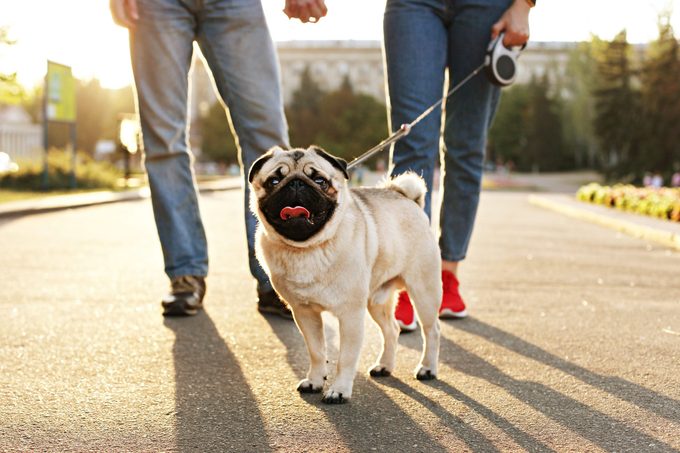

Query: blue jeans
left=130, top=0, right=288, bottom=291
left=384, top=0, right=510, bottom=262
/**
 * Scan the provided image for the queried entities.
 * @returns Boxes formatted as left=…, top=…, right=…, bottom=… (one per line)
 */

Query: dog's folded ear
left=249, top=146, right=282, bottom=183
left=309, top=145, right=349, bottom=180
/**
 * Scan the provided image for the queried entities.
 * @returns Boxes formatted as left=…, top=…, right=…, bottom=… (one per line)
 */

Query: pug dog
left=248, top=145, right=441, bottom=404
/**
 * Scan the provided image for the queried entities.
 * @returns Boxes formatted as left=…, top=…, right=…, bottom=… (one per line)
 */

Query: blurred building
left=277, top=40, right=385, bottom=104
left=190, top=40, right=589, bottom=117
left=187, top=40, right=592, bottom=155
left=189, top=40, right=385, bottom=123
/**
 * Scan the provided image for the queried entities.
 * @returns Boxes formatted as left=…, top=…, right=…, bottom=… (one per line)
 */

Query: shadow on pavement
left=395, top=330, right=555, bottom=452
left=453, top=318, right=680, bottom=424
left=165, top=312, right=272, bottom=452
left=265, top=315, right=449, bottom=453
left=434, top=330, right=675, bottom=452
left=316, top=374, right=450, bottom=453
left=371, top=377, right=505, bottom=453
left=0, top=217, right=18, bottom=229
left=379, top=376, right=555, bottom=453
left=262, top=314, right=307, bottom=380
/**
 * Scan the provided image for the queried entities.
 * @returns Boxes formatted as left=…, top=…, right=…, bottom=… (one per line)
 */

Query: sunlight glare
left=0, top=0, right=678, bottom=91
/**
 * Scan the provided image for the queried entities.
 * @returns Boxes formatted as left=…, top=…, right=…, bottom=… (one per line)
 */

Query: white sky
left=0, top=0, right=678, bottom=89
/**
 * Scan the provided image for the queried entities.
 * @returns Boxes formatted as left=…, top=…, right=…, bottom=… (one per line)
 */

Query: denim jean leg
left=384, top=0, right=448, bottom=219
left=130, top=1, right=209, bottom=279
left=438, top=0, right=510, bottom=262
left=197, top=0, right=289, bottom=293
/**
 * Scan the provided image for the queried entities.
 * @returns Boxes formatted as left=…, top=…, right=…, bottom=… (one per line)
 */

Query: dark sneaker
left=162, top=275, right=206, bottom=317
left=257, top=289, right=293, bottom=320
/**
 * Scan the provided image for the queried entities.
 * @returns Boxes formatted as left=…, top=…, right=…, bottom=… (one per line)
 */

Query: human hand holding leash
left=110, top=0, right=139, bottom=28
left=284, top=0, right=327, bottom=23
left=491, top=0, right=532, bottom=47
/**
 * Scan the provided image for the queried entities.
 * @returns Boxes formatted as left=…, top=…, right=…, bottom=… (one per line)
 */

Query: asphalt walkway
left=0, top=189, right=678, bottom=452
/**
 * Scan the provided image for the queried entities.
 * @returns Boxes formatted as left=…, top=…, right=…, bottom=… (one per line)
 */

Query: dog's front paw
left=322, top=389, right=348, bottom=404
left=297, top=378, right=323, bottom=393
left=368, top=365, right=392, bottom=378
left=415, top=366, right=437, bottom=381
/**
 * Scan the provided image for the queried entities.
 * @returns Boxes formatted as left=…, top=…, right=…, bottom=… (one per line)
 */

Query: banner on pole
left=46, top=61, right=76, bottom=123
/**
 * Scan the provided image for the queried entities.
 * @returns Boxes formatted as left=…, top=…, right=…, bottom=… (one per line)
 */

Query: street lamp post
left=118, top=114, right=140, bottom=186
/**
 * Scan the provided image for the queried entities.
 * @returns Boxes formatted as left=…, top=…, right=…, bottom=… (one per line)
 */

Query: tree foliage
left=196, top=71, right=387, bottom=166
left=592, top=20, right=680, bottom=181
left=526, top=75, right=569, bottom=171
left=288, top=67, right=325, bottom=147
left=20, top=80, right=135, bottom=154
left=561, top=40, right=600, bottom=168
left=489, top=74, right=569, bottom=172
left=593, top=30, right=643, bottom=178
left=639, top=13, right=680, bottom=176
left=0, top=27, right=23, bottom=104
left=488, top=84, right=530, bottom=169
left=286, top=70, right=388, bottom=163
left=197, top=100, right=238, bottom=164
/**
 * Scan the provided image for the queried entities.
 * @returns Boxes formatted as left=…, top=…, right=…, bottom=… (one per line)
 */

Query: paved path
left=1, top=191, right=679, bottom=452
left=0, top=177, right=241, bottom=218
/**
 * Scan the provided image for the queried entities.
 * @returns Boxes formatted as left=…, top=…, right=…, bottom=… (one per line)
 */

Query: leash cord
left=346, top=62, right=486, bottom=170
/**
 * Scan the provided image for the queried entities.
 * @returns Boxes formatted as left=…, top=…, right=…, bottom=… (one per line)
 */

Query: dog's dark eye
left=266, top=177, right=281, bottom=188
left=314, top=177, right=328, bottom=188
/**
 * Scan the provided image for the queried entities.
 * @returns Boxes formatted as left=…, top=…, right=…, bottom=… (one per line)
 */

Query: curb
left=528, top=194, right=680, bottom=251
left=0, top=177, right=242, bottom=219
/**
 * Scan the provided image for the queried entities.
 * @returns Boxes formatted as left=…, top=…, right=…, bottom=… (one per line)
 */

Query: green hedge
left=576, top=183, right=680, bottom=222
left=0, top=150, right=121, bottom=191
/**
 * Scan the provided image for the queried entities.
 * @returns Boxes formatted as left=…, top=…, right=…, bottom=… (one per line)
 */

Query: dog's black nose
left=288, top=179, right=305, bottom=194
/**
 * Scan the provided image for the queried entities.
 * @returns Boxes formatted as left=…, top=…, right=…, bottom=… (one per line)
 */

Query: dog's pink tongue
left=280, top=206, right=311, bottom=220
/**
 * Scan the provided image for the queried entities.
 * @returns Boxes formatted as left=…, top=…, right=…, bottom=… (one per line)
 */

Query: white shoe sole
left=397, top=319, right=418, bottom=332
left=439, top=308, right=468, bottom=319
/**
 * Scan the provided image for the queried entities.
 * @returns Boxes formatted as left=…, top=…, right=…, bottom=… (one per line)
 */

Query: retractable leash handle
left=485, top=32, right=525, bottom=87
left=347, top=34, right=524, bottom=170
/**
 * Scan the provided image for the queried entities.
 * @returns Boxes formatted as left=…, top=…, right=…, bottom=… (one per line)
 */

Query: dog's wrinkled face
left=249, top=146, right=349, bottom=242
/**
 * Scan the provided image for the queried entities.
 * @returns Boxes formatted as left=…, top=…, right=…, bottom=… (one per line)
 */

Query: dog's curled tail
left=381, top=172, right=427, bottom=208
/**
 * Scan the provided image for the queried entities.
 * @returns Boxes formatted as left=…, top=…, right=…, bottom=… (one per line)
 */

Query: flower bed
left=576, top=183, right=680, bottom=222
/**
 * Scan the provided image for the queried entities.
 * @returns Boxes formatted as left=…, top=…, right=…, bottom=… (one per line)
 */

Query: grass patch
left=0, top=188, right=109, bottom=204
left=0, top=149, right=122, bottom=191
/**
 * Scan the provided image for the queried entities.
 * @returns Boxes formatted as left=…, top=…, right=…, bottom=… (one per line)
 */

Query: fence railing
left=0, top=123, right=42, bottom=163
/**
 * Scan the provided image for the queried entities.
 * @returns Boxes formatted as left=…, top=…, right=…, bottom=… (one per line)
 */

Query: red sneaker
left=440, top=270, right=468, bottom=318
left=395, top=291, right=418, bottom=332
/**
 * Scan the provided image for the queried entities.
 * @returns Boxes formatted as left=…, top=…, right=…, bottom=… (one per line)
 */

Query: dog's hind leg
left=367, top=291, right=399, bottom=378
left=291, top=304, right=326, bottom=394
left=405, top=277, right=441, bottom=381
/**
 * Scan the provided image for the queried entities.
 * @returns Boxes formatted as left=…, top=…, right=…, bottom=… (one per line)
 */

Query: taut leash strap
left=346, top=62, right=486, bottom=171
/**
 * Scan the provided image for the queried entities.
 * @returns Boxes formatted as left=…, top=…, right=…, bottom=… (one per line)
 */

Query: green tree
left=76, top=80, right=136, bottom=154
left=489, top=73, right=568, bottom=172
left=487, top=84, right=530, bottom=169
left=197, top=100, right=238, bottom=164
left=560, top=40, right=600, bottom=168
left=0, top=27, right=23, bottom=105
left=314, top=75, right=388, bottom=162
left=639, top=13, right=680, bottom=178
left=287, top=66, right=325, bottom=147
left=103, top=85, right=136, bottom=141
left=19, top=80, right=136, bottom=154
left=75, top=79, right=110, bottom=154
left=593, top=30, right=642, bottom=178
left=525, top=74, right=569, bottom=171
left=285, top=73, right=388, bottom=164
